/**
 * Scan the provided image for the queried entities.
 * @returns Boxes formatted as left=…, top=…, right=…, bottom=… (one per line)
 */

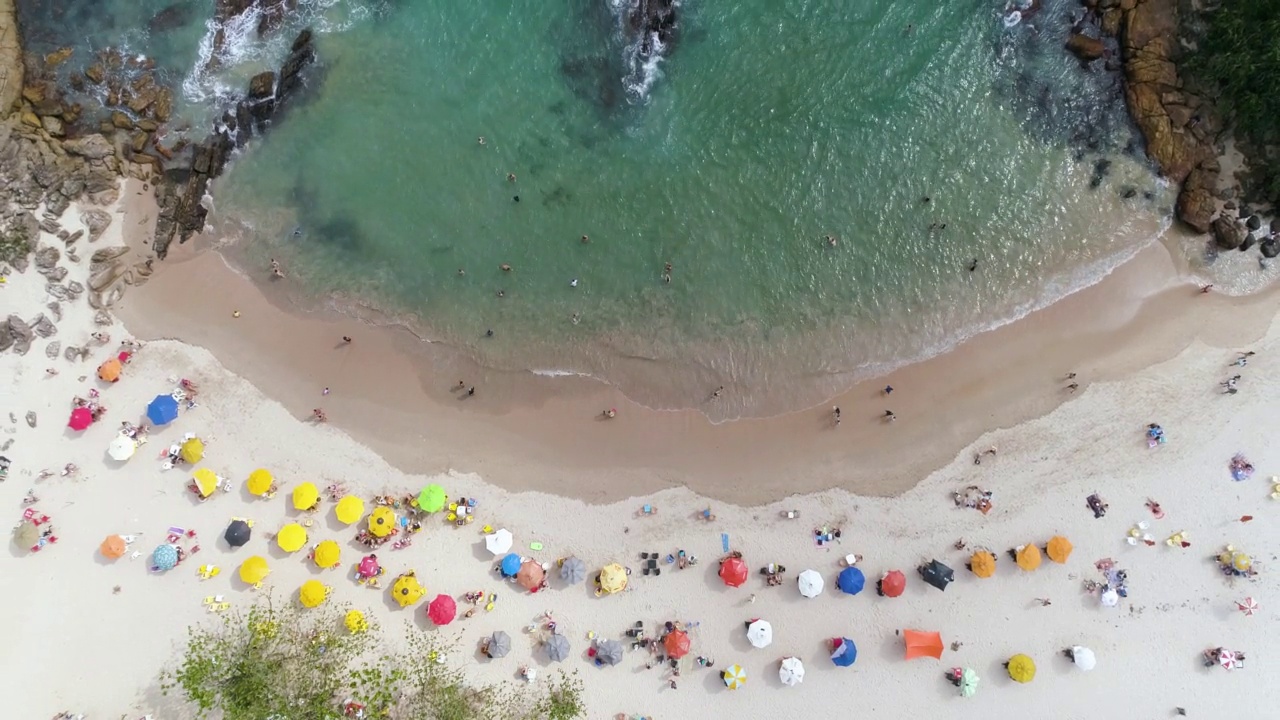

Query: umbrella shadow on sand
left=470, top=539, right=493, bottom=563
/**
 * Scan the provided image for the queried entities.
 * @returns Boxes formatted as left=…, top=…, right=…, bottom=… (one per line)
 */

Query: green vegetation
left=1188, top=0, right=1280, bottom=202
left=0, top=224, right=33, bottom=265
left=161, top=597, right=587, bottom=720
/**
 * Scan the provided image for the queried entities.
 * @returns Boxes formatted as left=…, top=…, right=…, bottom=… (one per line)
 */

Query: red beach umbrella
left=427, top=594, right=456, bottom=625
left=663, top=630, right=691, bottom=659
left=719, top=557, right=748, bottom=587
left=880, top=570, right=907, bottom=598
left=68, top=407, right=93, bottom=431
left=357, top=554, right=381, bottom=579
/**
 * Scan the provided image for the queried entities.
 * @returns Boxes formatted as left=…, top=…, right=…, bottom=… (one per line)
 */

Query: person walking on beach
left=832, top=406, right=841, bottom=425
left=712, top=386, right=724, bottom=400
left=467, top=386, right=476, bottom=397
left=1200, top=284, right=1213, bottom=294
left=884, top=385, right=893, bottom=395
left=1066, top=382, right=1079, bottom=393
left=342, top=336, right=352, bottom=344
left=312, top=408, right=327, bottom=422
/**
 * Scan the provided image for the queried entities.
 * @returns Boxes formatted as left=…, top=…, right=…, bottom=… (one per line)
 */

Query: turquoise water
left=21, top=0, right=1174, bottom=418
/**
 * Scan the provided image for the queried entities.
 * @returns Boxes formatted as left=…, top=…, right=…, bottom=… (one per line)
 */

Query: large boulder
left=1212, top=215, right=1246, bottom=250
left=1066, top=34, right=1105, bottom=62
left=81, top=209, right=112, bottom=241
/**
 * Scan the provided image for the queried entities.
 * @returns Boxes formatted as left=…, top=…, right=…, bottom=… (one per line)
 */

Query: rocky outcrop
left=0, top=0, right=22, bottom=114
left=1211, top=215, right=1246, bottom=250
left=1065, top=33, right=1105, bottom=62
left=629, top=0, right=678, bottom=59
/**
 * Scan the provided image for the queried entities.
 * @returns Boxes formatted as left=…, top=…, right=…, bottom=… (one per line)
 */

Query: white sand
left=2, top=193, right=1278, bottom=718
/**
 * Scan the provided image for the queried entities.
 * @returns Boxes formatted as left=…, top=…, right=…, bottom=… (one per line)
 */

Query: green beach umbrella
left=960, top=667, right=980, bottom=697
left=417, top=484, right=446, bottom=513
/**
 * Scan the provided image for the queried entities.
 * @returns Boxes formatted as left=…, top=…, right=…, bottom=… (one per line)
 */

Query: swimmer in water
left=507, top=173, right=516, bottom=182
left=571, top=312, right=581, bottom=325
left=570, top=278, right=578, bottom=288
left=292, top=226, right=303, bottom=237
left=477, top=136, right=486, bottom=145
left=825, top=235, right=838, bottom=247
left=662, top=262, right=673, bottom=284
left=457, top=268, right=465, bottom=276
left=968, top=259, right=978, bottom=272
left=581, top=234, right=590, bottom=243
left=500, top=263, right=512, bottom=272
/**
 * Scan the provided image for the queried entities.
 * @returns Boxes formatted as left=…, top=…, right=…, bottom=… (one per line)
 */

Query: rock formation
left=0, top=0, right=22, bottom=113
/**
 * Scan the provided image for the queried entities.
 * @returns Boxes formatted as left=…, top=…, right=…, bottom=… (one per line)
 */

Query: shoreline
left=112, top=189, right=1280, bottom=504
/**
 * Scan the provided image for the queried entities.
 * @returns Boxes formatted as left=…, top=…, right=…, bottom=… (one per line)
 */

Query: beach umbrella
left=969, top=551, right=996, bottom=579
left=239, top=555, right=270, bottom=584
left=746, top=620, right=773, bottom=649
left=663, top=630, right=691, bottom=659
left=299, top=580, right=328, bottom=608
left=596, top=638, right=624, bottom=666
left=416, top=483, right=447, bottom=512
left=722, top=664, right=747, bottom=690
left=1237, top=597, right=1259, bottom=617
left=485, top=528, right=513, bottom=556
left=108, top=435, right=137, bottom=461
left=313, top=540, right=341, bottom=568
left=1070, top=646, right=1096, bottom=671
left=1015, top=544, right=1042, bottom=572
left=223, top=519, right=251, bottom=548
left=599, top=563, right=628, bottom=594
left=180, top=438, right=204, bottom=464
left=831, top=637, right=857, bottom=667
left=146, top=394, right=180, bottom=425
left=357, top=554, right=381, bottom=579
left=779, top=657, right=805, bottom=687
left=517, top=560, right=546, bottom=591
left=919, top=560, right=954, bottom=591
left=292, top=482, right=320, bottom=511
left=545, top=634, right=571, bottom=662
left=1006, top=654, right=1036, bottom=683
left=152, top=543, right=179, bottom=571
left=880, top=570, right=906, bottom=598
left=719, top=557, right=748, bottom=587
left=500, top=553, right=522, bottom=577
left=837, top=566, right=865, bottom=595
left=1232, top=552, right=1253, bottom=572
left=68, top=407, right=93, bottom=431
left=368, top=506, right=396, bottom=538
left=486, top=630, right=512, bottom=658
left=427, top=594, right=457, bottom=625
left=1099, top=588, right=1119, bottom=607
left=276, top=523, right=307, bottom=553
left=192, top=468, right=219, bottom=498
left=97, top=358, right=122, bottom=382
left=333, top=495, right=364, bottom=525
left=903, top=630, right=944, bottom=660
left=1219, top=648, right=1238, bottom=670
left=560, top=556, right=587, bottom=584
left=1046, top=536, right=1073, bottom=564
left=345, top=609, right=369, bottom=634
left=246, top=469, right=274, bottom=497
left=99, top=535, right=127, bottom=559
left=797, top=569, right=825, bottom=598
left=392, top=573, right=425, bottom=608
left=13, top=522, right=39, bottom=549
left=959, top=668, right=980, bottom=697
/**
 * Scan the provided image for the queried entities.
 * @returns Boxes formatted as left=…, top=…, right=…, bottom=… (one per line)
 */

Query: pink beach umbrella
left=68, top=407, right=93, bottom=431
left=1218, top=649, right=1238, bottom=670
left=427, top=594, right=457, bottom=625
left=1236, top=597, right=1259, bottom=617
left=357, top=554, right=381, bottom=579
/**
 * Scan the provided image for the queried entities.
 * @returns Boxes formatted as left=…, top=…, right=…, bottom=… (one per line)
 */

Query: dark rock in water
left=1245, top=215, right=1262, bottom=231
left=1065, top=33, right=1105, bottom=62
left=249, top=71, right=276, bottom=99
left=1261, top=238, right=1280, bottom=258
left=1212, top=215, right=1246, bottom=250
left=629, top=0, right=678, bottom=58
left=258, top=0, right=299, bottom=37
left=1239, top=235, right=1256, bottom=252
left=148, top=2, right=195, bottom=32
left=278, top=30, right=316, bottom=98
left=1120, top=187, right=1137, bottom=199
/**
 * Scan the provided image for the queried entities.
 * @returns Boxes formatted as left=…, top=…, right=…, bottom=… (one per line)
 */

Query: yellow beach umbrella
left=335, top=495, right=365, bottom=525
left=292, top=482, right=320, bottom=511
left=345, top=609, right=368, bottom=634
left=313, top=540, right=341, bottom=569
left=277, top=523, right=307, bottom=553
left=192, top=468, right=219, bottom=498
left=180, top=438, right=205, bottom=464
left=368, top=506, right=396, bottom=538
left=392, top=573, right=425, bottom=608
left=1233, top=552, right=1253, bottom=572
left=239, top=555, right=270, bottom=584
left=1015, top=545, right=1042, bottom=572
left=1046, top=536, right=1073, bottom=564
left=299, top=580, right=328, bottom=608
left=246, top=469, right=274, bottom=496
left=969, top=551, right=996, bottom=579
left=1007, top=654, right=1036, bottom=683
left=599, top=563, right=628, bottom=594
left=722, top=664, right=747, bottom=690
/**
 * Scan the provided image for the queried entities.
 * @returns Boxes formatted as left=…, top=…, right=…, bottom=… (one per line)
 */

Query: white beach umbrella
left=1071, top=646, right=1096, bottom=671
left=779, top=657, right=805, bottom=686
left=1099, top=588, right=1119, bottom=608
left=485, top=528, right=513, bottom=556
left=108, top=435, right=137, bottom=461
left=746, top=620, right=773, bottom=649
left=797, top=569, right=824, bottom=598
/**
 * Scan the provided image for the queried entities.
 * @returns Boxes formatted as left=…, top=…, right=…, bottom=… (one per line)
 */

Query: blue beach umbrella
left=152, top=543, right=180, bottom=571
left=837, top=567, right=865, bottom=596
left=831, top=637, right=857, bottom=667
left=146, top=395, right=180, bottom=425
left=501, top=553, right=522, bottom=577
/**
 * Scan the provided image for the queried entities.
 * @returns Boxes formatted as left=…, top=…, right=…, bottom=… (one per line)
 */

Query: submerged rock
left=1212, top=215, right=1246, bottom=250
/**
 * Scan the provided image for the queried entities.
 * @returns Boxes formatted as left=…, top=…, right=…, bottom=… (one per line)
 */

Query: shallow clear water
left=21, top=0, right=1175, bottom=418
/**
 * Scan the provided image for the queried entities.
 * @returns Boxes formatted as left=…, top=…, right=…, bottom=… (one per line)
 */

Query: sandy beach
left=4, top=183, right=1280, bottom=718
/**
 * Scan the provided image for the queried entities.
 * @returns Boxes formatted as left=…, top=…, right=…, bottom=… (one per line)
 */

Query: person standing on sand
left=884, top=385, right=893, bottom=395
left=884, top=410, right=896, bottom=421
left=342, top=336, right=352, bottom=344
left=1200, top=284, right=1213, bottom=294
left=1067, top=383, right=1079, bottom=393
left=833, top=406, right=841, bottom=425
left=467, top=386, right=476, bottom=397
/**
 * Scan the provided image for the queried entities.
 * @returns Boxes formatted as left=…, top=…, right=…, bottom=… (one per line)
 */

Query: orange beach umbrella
left=1046, top=536, right=1073, bottom=564
left=903, top=630, right=944, bottom=660
left=969, top=551, right=996, bottom=579
left=99, top=535, right=127, bottom=559
left=1015, top=544, right=1042, bottom=571
left=97, top=358, right=122, bottom=382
